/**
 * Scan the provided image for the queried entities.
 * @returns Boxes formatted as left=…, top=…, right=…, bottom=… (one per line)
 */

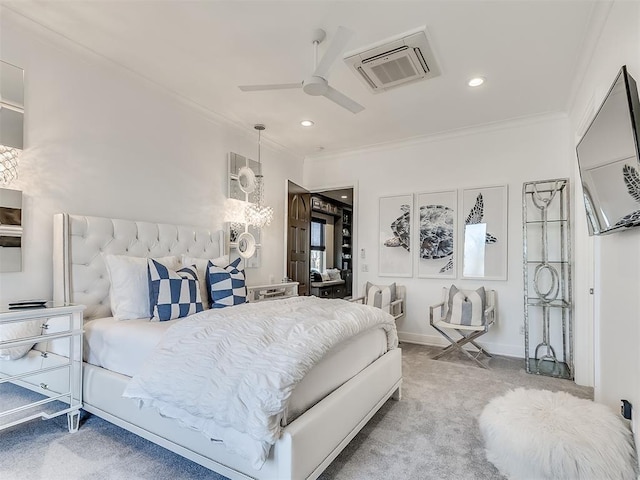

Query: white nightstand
left=246, top=282, right=299, bottom=302
left=0, top=303, right=84, bottom=433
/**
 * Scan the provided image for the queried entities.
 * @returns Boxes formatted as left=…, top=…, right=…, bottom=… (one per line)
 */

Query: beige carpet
left=1, top=344, right=593, bottom=480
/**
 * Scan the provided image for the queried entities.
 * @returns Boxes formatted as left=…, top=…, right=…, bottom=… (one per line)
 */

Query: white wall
left=304, top=115, right=579, bottom=367
left=568, top=0, right=640, bottom=436
left=0, top=10, right=303, bottom=304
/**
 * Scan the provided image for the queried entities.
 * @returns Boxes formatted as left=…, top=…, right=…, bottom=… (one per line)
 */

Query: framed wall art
left=415, top=190, right=457, bottom=278
left=379, top=194, right=413, bottom=277
left=460, top=185, right=508, bottom=280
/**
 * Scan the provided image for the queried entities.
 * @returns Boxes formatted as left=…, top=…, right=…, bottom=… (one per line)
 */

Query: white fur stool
left=479, top=388, right=637, bottom=480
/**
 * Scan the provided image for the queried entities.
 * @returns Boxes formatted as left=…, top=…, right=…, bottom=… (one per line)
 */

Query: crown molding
left=305, top=111, right=568, bottom=163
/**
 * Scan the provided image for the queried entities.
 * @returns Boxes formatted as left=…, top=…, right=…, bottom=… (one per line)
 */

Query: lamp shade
left=223, top=198, right=249, bottom=224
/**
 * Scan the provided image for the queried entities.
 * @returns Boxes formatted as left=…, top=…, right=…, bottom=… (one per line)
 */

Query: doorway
left=310, top=187, right=354, bottom=298
left=286, top=182, right=355, bottom=298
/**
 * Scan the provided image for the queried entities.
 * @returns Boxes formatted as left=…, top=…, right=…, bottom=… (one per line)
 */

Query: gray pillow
left=365, top=282, right=397, bottom=313
left=445, top=285, right=486, bottom=326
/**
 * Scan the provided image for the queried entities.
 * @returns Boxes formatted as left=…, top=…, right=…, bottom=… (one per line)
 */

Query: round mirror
left=237, top=232, right=257, bottom=259
left=238, top=166, right=256, bottom=194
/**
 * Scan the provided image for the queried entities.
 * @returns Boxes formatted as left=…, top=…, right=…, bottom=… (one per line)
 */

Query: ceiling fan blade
left=323, top=85, right=365, bottom=114
left=238, top=83, right=302, bottom=91
left=313, top=26, right=353, bottom=79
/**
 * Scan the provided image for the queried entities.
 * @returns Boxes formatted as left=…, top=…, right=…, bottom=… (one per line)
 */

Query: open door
left=287, top=181, right=311, bottom=295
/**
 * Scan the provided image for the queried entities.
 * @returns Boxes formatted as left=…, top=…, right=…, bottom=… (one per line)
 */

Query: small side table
left=246, top=282, right=299, bottom=302
left=0, top=303, right=84, bottom=433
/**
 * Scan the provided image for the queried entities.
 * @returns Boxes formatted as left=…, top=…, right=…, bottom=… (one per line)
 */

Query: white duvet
left=123, top=296, right=398, bottom=468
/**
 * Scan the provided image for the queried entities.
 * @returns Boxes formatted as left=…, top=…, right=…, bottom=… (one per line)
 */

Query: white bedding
left=122, top=296, right=398, bottom=468
left=83, top=316, right=179, bottom=377
left=84, top=315, right=388, bottom=425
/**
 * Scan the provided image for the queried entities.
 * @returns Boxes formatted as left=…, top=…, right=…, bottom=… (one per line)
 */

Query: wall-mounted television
left=576, top=65, right=640, bottom=235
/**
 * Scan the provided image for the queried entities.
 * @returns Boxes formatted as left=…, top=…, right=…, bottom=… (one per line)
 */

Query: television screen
left=576, top=65, right=640, bottom=235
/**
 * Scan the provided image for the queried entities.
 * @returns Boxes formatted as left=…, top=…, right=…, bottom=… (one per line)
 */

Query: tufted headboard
left=53, top=213, right=224, bottom=321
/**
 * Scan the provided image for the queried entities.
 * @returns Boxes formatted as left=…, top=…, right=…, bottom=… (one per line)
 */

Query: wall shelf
left=522, top=179, right=573, bottom=380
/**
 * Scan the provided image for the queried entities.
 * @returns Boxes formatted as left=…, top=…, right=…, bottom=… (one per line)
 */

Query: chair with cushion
left=429, top=285, right=496, bottom=368
left=351, top=282, right=406, bottom=321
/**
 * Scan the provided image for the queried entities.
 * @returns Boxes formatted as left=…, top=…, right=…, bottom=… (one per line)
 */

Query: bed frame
left=52, top=213, right=402, bottom=480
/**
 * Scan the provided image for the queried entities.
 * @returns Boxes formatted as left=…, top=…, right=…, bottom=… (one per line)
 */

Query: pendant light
left=244, top=124, right=274, bottom=228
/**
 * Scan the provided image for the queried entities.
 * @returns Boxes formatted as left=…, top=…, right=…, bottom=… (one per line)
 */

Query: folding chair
left=351, top=283, right=406, bottom=321
left=429, top=286, right=496, bottom=368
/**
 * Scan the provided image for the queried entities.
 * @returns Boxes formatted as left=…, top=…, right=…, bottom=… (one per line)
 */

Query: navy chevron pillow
left=207, top=257, right=247, bottom=308
left=147, top=259, right=203, bottom=321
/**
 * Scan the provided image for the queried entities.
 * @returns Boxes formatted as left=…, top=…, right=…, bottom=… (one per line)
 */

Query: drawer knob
left=40, top=383, right=48, bottom=390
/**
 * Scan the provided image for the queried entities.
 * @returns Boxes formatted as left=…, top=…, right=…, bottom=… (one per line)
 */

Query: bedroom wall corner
left=303, top=114, right=575, bottom=371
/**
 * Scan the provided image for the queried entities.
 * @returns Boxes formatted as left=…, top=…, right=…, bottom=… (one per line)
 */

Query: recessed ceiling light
left=468, top=77, right=485, bottom=87
left=301, top=120, right=314, bottom=127
left=341, top=195, right=348, bottom=199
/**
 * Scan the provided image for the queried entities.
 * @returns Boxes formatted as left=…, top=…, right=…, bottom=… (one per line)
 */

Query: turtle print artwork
left=415, top=190, right=457, bottom=278
left=379, top=194, right=413, bottom=277
left=461, top=185, right=508, bottom=280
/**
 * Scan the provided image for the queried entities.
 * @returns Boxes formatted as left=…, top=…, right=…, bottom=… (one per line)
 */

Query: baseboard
left=398, top=331, right=524, bottom=359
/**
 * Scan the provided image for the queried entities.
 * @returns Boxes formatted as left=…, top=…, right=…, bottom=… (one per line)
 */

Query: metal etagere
left=522, top=179, right=573, bottom=380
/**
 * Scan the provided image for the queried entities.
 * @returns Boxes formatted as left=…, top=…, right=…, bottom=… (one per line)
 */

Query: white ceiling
left=3, top=1, right=599, bottom=157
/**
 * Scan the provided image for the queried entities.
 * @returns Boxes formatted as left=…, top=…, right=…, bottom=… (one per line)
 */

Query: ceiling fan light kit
left=238, top=26, right=365, bottom=114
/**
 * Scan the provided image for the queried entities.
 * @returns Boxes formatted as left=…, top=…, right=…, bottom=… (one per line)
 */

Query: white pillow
left=0, top=319, right=44, bottom=360
left=103, top=254, right=179, bottom=320
left=181, top=254, right=229, bottom=309
left=326, top=268, right=342, bottom=281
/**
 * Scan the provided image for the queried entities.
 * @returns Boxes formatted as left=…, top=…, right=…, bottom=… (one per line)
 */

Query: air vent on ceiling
left=344, top=27, right=440, bottom=93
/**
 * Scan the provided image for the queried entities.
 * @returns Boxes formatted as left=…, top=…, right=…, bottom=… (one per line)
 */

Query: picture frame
left=415, top=190, right=457, bottom=278
left=379, top=194, right=413, bottom=277
left=460, top=185, right=508, bottom=280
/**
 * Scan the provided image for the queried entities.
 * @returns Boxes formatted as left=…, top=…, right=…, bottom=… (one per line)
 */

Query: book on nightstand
left=8, top=300, right=48, bottom=310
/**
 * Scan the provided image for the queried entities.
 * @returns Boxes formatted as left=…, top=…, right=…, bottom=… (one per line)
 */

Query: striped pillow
left=445, top=285, right=486, bottom=326
left=365, top=282, right=396, bottom=314
left=207, top=257, right=247, bottom=308
left=147, top=259, right=203, bottom=321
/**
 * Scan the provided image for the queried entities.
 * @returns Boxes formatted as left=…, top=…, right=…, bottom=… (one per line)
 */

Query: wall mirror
left=0, top=188, right=23, bottom=272
left=228, top=152, right=262, bottom=267
left=0, top=60, right=25, bottom=186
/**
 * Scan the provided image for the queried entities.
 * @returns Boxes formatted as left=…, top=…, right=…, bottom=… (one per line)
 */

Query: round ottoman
left=478, top=388, right=637, bottom=480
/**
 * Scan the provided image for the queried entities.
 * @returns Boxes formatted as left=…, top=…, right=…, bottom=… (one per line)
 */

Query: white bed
left=52, top=213, right=403, bottom=480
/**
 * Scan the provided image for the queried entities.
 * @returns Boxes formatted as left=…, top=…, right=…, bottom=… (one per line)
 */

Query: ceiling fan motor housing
left=303, top=76, right=328, bottom=96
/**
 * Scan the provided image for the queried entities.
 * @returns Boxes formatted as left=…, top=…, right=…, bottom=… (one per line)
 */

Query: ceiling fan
left=238, top=27, right=365, bottom=114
